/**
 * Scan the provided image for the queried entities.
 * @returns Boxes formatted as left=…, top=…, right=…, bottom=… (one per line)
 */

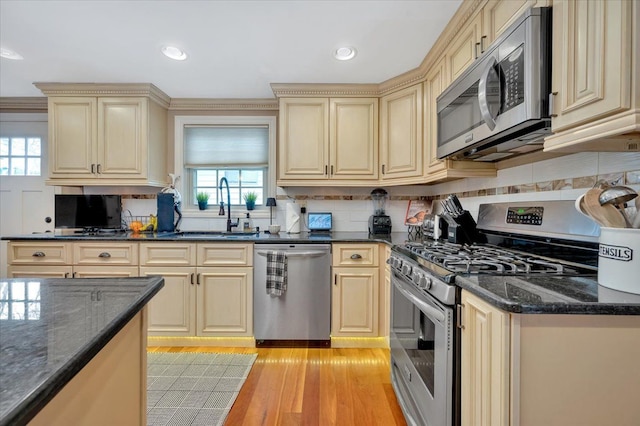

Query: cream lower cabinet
left=545, top=0, right=640, bottom=152
left=331, top=244, right=379, bottom=337
left=461, top=289, right=640, bottom=426
left=7, top=241, right=138, bottom=278
left=140, top=242, right=253, bottom=338
left=460, top=291, right=510, bottom=426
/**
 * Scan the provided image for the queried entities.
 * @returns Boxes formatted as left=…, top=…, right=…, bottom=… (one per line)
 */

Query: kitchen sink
left=175, top=231, right=257, bottom=239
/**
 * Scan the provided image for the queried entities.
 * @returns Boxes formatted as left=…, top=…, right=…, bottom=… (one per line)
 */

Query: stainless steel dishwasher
left=253, top=243, right=331, bottom=347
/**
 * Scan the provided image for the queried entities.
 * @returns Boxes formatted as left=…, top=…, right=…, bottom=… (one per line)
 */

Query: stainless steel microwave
left=436, top=7, right=552, bottom=162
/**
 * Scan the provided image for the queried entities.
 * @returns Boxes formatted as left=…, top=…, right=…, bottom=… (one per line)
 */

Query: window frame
left=0, top=136, right=43, bottom=176
left=174, top=115, right=276, bottom=217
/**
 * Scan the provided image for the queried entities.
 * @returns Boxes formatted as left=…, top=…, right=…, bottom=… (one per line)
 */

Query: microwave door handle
left=478, top=57, right=499, bottom=131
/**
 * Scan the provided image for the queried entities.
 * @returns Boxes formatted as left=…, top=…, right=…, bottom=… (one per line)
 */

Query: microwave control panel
left=506, top=206, right=543, bottom=226
left=500, top=44, right=525, bottom=113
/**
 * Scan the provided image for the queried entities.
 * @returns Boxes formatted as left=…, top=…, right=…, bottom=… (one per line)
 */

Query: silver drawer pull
left=98, top=252, right=111, bottom=258
left=350, top=253, right=363, bottom=260
left=32, top=251, right=46, bottom=257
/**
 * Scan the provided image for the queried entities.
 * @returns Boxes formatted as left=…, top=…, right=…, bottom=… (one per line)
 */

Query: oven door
left=390, top=270, right=454, bottom=426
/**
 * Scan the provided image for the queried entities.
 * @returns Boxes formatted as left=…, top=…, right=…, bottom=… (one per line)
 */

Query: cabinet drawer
left=139, top=243, right=196, bottom=266
left=73, top=242, right=138, bottom=265
left=332, top=244, right=379, bottom=266
left=8, top=265, right=73, bottom=278
left=197, top=243, right=253, bottom=267
left=8, top=242, right=72, bottom=265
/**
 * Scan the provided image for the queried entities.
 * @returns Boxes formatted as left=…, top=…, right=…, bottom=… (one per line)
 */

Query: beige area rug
left=146, top=352, right=257, bottom=426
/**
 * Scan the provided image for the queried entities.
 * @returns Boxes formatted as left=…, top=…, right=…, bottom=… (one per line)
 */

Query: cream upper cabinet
left=461, top=291, right=510, bottom=426
left=446, top=13, right=483, bottom=82
left=545, top=0, right=640, bottom=153
left=482, top=0, right=549, bottom=46
left=330, top=98, right=379, bottom=180
left=379, top=84, right=423, bottom=181
left=35, top=83, right=169, bottom=187
left=448, top=1, right=551, bottom=81
left=277, top=97, right=378, bottom=184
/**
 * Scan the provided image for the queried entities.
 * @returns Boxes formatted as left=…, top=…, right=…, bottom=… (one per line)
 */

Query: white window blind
left=184, top=125, right=269, bottom=168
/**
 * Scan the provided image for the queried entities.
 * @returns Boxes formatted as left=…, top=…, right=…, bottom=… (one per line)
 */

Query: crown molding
left=33, top=82, right=171, bottom=108
left=271, top=83, right=381, bottom=98
left=0, top=97, right=48, bottom=112
left=169, top=98, right=279, bottom=111
left=379, top=0, right=485, bottom=95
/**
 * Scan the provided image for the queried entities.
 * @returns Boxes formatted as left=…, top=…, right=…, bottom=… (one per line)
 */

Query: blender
left=368, top=188, right=392, bottom=234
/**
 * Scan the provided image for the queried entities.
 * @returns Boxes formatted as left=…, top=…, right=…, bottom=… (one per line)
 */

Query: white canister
left=598, top=227, right=640, bottom=294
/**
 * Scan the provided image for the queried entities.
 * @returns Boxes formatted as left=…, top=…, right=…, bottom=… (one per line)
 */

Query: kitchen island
left=0, top=276, right=164, bottom=426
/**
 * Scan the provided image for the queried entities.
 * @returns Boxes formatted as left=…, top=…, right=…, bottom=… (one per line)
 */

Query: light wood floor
left=148, top=346, right=407, bottom=426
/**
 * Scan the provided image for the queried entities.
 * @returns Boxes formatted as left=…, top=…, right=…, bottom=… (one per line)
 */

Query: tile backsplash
left=118, top=151, right=640, bottom=234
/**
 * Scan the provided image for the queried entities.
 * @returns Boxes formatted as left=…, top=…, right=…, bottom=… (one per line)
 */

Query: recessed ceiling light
left=161, top=45, right=188, bottom=61
left=334, top=46, right=357, bottom=61
left=1, top=48, right=24, bottom=60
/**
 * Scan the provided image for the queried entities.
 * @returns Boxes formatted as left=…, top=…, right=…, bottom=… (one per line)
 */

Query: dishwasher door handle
left=255, top=250, right=328, bottom=258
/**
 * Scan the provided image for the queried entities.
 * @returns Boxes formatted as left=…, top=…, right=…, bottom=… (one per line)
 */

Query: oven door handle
left=393, top=276, right=446, bottom=323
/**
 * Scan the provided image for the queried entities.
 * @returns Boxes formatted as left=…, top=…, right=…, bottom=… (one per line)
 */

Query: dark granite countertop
left=0, top=276, right=164, bottom=426
left=6, top=231, right=638, bottom=315
left=1, top=231, right=412, bottom=246
left=455, top=274, right=640, bottom=315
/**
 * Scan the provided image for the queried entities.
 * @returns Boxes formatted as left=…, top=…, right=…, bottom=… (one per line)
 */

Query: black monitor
left=54, top=195, right=122, bottom=230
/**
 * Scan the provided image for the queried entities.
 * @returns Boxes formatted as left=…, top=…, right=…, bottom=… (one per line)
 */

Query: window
left=175, top=116, right=276, bottom=212
left=0, top=137, right=42, bottom=176
left=0, top=280, right=41, bottom=321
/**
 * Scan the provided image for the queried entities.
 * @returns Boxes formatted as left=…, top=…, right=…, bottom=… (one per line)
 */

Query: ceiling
left=0, top=0, right=462, bottom=99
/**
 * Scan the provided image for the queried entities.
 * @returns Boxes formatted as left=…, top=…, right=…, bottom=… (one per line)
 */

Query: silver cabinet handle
left=96, top=164, right=102, bottom=174
left=91, top=163, right=96, bottom=174
left=350, top=253, right=363, bottom=260
left=549, top=92, right=558, bottom=117
left=256, top=250, right=328, bottom=258
left=98, top=252, right=111, bottom=258
left=32, top=251, right=45, bottom=257
left=474, top=42, right=480, bottom=59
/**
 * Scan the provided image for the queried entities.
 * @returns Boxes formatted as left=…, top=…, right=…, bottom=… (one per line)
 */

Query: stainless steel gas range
left=388, top=200, right=600, bottom=426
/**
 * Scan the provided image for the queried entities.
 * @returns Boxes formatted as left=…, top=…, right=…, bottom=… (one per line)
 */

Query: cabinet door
left=97, top=97, right=147, bottom=177
left=424, top=57, right=449, bottom=175
left=380, top=85, right=423, bottom=180
left=447, top=13, right=482, bottom=81
left=332, top=267, right=379, bottom=336
left=197, top=267, right=253, bottom=336
left=278, top=98, right=329, bottom=180
left=329, top=98, right=379, bottom=180
left=461, top=291, right=510, bottom=426
left=550, top=0, right=632, bottom=133
left=140, top=267, right=196, bottom=336
left=482, top=0, right=540, bottom=46
left=48, top=97, right=97, bottom=178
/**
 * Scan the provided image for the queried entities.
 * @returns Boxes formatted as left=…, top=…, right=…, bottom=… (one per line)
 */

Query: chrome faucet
left=218, top=177, right=239, bottom=232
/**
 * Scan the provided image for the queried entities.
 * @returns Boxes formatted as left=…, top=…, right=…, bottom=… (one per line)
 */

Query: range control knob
left=402, top=263, right=412, bottom=276
left=424, top=276, right=433, bottom=290
left=415, top=274, right=428, bottom=289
